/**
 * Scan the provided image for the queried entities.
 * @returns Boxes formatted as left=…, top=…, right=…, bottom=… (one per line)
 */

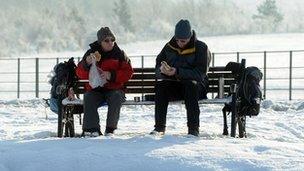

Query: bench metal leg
left=64, top=106, right=75, bottom=137
left=79, top=114, right=82, bottom=125
left=238, top=116, right=247, bottom=138
left=58, top=98, right=76, bottom=138
left=230, top=92, right=237, bottom=138
left=57, top=97, right=64, bottom=137
left=57, top=107, right=64, bottom=137
left=230, top=90, right=247, bottom=138
left=222, top=107, right=229, bottom=136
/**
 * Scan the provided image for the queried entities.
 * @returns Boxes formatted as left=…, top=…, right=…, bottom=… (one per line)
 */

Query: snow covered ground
left=0, top=99, right=304, bottom=170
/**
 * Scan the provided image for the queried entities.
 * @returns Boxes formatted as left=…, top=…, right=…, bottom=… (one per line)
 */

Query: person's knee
left=107, top=91, right=125, bottom=103
left=183, top=80, right=199, bottom=92
left=84, top=91, right=95, bottom=101
left=155, top=81, right=171, bottom=95
left=183, top=80, right=197, bottom=87
left=156, top=81, right=167, bottom=89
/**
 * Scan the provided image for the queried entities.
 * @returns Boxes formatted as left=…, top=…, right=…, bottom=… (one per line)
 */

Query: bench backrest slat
left=131, top=74, right=156, bottom=80
left=74, top=67, right=237, bottom=96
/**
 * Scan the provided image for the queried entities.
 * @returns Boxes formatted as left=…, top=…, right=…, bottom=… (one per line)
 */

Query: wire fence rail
left=0, top=50, right=304, bottom=100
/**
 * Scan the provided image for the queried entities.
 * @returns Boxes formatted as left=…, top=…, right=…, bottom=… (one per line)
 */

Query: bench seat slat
left=75, top=87, right=232, bottom=94
left=133, top=67, right=228, bottom=73
left=126, top=88, right=155, bottom=93
left=124, top=81, right=156, bottom=86
left=75, top=80, right=236, bottom=88
left=62, top=96, right=231, bottom=106
left=208, top=67, right=227, bottom=72
left=208, top=73, right=235, bottom=78
left=130, top=73, right=236, bottom=80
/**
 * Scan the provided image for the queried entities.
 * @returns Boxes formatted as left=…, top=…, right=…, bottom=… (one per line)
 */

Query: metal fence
left=211, top=50, right=304, bottom=100
left=0, top=50, right=304, bottom=100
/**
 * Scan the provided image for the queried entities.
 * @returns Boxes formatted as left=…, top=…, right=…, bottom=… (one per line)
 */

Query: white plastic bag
left=89, top=58, right=106, bottom=88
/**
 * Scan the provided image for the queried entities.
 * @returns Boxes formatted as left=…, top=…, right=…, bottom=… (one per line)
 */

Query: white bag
left=89, top=58, right=106, bottom=88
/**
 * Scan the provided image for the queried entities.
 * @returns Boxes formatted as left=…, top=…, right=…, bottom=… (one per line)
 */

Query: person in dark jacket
left=150, top=19, right=210, bottom=136
left=76, top=27, right=134, bottom=137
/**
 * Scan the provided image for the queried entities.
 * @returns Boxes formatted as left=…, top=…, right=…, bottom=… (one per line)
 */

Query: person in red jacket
left=76, top=27, right=133, bottom=137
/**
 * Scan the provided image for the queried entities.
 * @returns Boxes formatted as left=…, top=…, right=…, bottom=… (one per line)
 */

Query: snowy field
left=0, top=99, right=304, bottom=170
left=0, top=33, right=304, bottom=170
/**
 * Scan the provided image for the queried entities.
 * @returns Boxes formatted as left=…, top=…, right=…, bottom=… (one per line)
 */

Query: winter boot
left=105, top=127, right=115, bottom=136
left=188, top=127, right=199, bottom=137
left=150, top=127, right=165, bottom=136
left=81, top=128, right=102, bottom=137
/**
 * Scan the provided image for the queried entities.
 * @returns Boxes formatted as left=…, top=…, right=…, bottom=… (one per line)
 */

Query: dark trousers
left=154, top=80, right=205, bottom=131
left=83, top=90, right=125, bottom=132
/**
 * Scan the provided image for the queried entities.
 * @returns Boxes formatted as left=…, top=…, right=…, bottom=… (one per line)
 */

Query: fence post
left=141, top=55, right=144, bottom=101
left=289, top=51, right=293, bottom=100
left=35, top=58, right=39, bottom=98
left=212, top=53, right=215, bottom=98
left=237, top=52, right=239, bottom=63
left=17, top=58, right=20, bottom=98
left=263, top=51, right=267, bottom=99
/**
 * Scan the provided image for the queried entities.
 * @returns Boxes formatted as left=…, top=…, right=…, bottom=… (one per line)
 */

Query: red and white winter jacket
left=76, top=41, right=133, bottom=91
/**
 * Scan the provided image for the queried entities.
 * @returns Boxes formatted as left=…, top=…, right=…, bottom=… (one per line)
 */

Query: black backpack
left=49, top=58, right=77, bottom=98
left=237, top=66, right=263, bottom=116
left=48, top=57, right=78, bottom=113
left=225, top=62, right=263, bottom=116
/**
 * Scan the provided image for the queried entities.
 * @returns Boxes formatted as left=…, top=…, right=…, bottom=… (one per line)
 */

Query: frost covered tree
left=113, top=0, right=134, bottom=32
left=1, top=0, right=303, bottom=57
left=252, top=0, right=283, bottom=33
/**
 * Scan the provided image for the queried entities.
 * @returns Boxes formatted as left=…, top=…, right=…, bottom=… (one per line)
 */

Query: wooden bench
left=57, top=60, right=246, bottom=138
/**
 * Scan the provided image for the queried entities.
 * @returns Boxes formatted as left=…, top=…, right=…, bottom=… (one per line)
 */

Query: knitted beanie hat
left=97, top=27, right=115, bottom=43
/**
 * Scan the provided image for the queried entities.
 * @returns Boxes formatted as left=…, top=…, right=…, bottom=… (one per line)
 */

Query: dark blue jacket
left=156, top=31, right=210, bottom=85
